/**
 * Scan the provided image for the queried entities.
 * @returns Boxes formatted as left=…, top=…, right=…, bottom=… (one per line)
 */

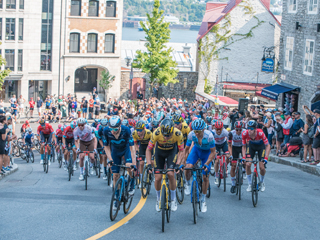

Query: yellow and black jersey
left=132, top=129, right=152, bottom=145
left=181, top=121, right=191, bottom=141
left=148, top=127, right=184, bottom=151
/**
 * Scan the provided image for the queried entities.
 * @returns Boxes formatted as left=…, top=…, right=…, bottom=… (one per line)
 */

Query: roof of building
left=121, top=40, right=196, bottom=72
left=197, top=0, right=281, bottom=41
left=210, top=95, right=239, bottom=105
left=222, top=82, right=272, bottom=91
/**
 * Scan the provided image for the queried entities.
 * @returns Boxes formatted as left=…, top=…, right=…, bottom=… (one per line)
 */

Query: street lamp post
left=125, top=56, right=133, bottom=100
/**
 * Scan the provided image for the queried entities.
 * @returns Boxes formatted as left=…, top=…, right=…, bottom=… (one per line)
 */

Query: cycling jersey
left=103, top=125, right=134, bottom=149
left=186, top=130, right=215, bottom=150
left=212, top=128, right=228, bottom=145
left=63, top=126, right=74, bottom=139
left=24, top=133, right=34, bottom=143
left=228, top=129, right=245, bottom=147
left=21, top=123, right=30, bottom=132
left=148, top=127, right=184, bottom=152
left=132, top=129, right=152, bottom=145
left=181, top=121, right=191, bottom=141
left=37, top=123, right=54, bottom=135
left=242, top=128, right=268, bottom=145
left=55, top=129, right=63, bottom=138
left=74, top=125, right=95, bottom=142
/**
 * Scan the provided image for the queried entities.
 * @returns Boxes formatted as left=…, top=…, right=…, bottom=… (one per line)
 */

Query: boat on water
left=138, top=27, right=144, bottom=31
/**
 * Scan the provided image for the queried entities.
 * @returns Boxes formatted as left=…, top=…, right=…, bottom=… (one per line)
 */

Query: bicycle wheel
left=124, top=176, right=133, bottom=214
left=206, top=182, right=211, bottom=198
left=85, top=161, right=88, bottom=190
left=176, top=172, right=184, bottom=204
left=43, top=156, right=46, bottom=172
left=51, top=149, right=55, bottom=163
left=192, top=181, right=198, bottom=224
left=147, top=173, right=153, bottom=194
left=107, top=167, right=112, bottom=186
left=238, top=165, right=242, bottom=200
left=97, top=158, right=101, bottom=178
left=218, top=167, right=221, bottom=188
left=30, top=151, right=34, bottom=163
left=252, top=173, right=258, bottom=207
left=68, top=160, right=72, bottom=181
left=141, top=166, right=149, bottom=198
left=166, top=187, right=171, bottom=223
left=110, top=178, right=122, bottom=221
left=26, top=150, right=29, bottom=163
left=223, top=162, right=226, bottom=192
left=161, top=186, right=166, bottom=232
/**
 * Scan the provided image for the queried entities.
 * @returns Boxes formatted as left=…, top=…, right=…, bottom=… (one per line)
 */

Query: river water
left=122, top=27, right=199, bottom=43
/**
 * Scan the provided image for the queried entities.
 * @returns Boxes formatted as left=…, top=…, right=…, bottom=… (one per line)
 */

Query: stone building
left=1, top=0, right=122, bottom=101
left=267, top=0, right=320, bottom=116
left=196, top=0, right=281, bottom=100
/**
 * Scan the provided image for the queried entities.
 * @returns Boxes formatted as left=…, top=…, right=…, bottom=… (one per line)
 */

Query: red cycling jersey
left=55, top=129, right=63, bottom=138
left=242, top=128, right=268, bottom=145
left=22, top=123, right=30, bottom=130
left=37, top=123, right=54, bottom=135
left=63, top=126, right=74, bottom=139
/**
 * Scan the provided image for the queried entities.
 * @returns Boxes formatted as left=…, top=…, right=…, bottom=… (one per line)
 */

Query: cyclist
left=173, top=113, right=190, bottom=146
left=132, top=120, right=152, bottom=187
left=97, top=118, right=109, bottom=179
left=228, top=121, right=246, bottom=194
left=91, top=119, right=100, bottom=128
left=37, top=119, right=55, bottom=165
left=103, top=116, right=137, bottom=201
left=242, top=120, right=270, bottom=192
left=150, top=119, right=160, bottom=133
left=55, top=124, right=64, bottom=162
left=20, top=120, right=30, bottom=137
left=146, top=118, right=184, bottom=212
left=74, top=118, right=98, bottom=180
left=23, top=128, right=34, bottom=149
left=212, top=120, right=230, bottom=185
left=62, top=121, right=77, bottom=171
left=183, top=119, right=216, bottom=213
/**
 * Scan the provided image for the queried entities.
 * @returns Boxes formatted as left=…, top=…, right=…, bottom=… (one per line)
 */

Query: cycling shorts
left=246, top=142, right=265, bottom=161
left=232, top=146, right=242, bottom=159
left=80, top=138, right=94, bottom=151
left=111, top=146, right=132, bottom=173
left=215, top=141, right=228, bottom=155
left=186, top=146, right=212, bottom=175
left=40, top=132, right=53, bottom=143
left=154, top=144, right=177, bottom=173
left=139, top=144, right=148, bottom=158
left=57, top=137, right=62, bottom=143
left=65, top=138, right=75, bottom=148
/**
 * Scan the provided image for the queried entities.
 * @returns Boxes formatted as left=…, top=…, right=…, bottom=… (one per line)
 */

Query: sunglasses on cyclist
left=174, top=121, right=181, bottom=125
left=78, top=124, right=85, bottom=127
left=194, top=130, right=203, bottom=133
left=110, top=127, right=119, bottom=132
left=248, top=127, right=256, bottom=130
left=235, top=128, right=242, bottom=131
left=136, top=129, right=144, bottom=132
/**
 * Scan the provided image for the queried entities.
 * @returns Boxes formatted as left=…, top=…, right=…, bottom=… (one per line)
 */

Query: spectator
left=281, top=112, right=293, bottom=144
left=67, top=94, right=72, bottom=115
left=81, top=96, right=88, bottom=119
left=9, top=94, right=16, bottom=108
left=72, top=98, right=77, bottom=112
left=95, top=99, right=101, bottom=119
left=11, top=101, right=18, bottom=122
left=238, top=110, right=244, bottom=121
left=88, top=95, right=94, bottom=119
left=67, top=109, right=77, bottom=122
left=92, top=87, right=98, bottom=100
left=45, top=95, right=52, bottom=110
left=291, top=112, right=304, bottom=137
left=18, top=95, right=26, bottom=114
left=57, top=95, right=63, bottom=110
left=153, top=85, right=158, bottom=98
left=56, top=110, right=62, bottom=123
left=222, top=112, right=230, bottom=129
left=0, top=99, right=4, bottom=111
left=0, top=116, right=10, bottom=174
left=29, top=97, right=35, bottom=118
left=264, top=112, right=274, bottom=146
left=301, top=114, right=314, bottom=163
left=274, top=115, right=284, bottom=155
left=311, top=109, right=320, bottom=165
left=229, top=109, right=239, bottom=130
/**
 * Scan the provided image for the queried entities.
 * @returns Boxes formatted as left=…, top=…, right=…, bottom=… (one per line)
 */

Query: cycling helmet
left=100, top=118, right=108, bottom=126
left=58, top=124, right=62, bottom=129
left=94, top=119, right=100, bottom=123
left=234, top=121, right=243, bottom=129
left=27, top=128, right=32, bottom=132
left=215, top=120, right=224, bottom=129
left=128, top=119, right=135, bottom=127
left=152, top=119, right=160, bottom=128
left=39, top=119, right=45, bottom=125
left=172, top=114, right=184, bottom=123
left=160, top=119, right=174, bottom=136
left=77, top=117, right=86, bottom=125
left=192, top=119, right=206, bottom=131
left=136, top=120, right=146, bottom=130
left=25, top=120, right=29, bottom=124
left=122, top=119, right=128, bottom=126
left=109, top=116, right=121, bottom=128
left=70, top=120, right=77, bottom=129
left=211, top=119, right=217, bottom=125
left=206, top=116, right=212, bottom=123
left=247, top=120, right=257, bottom=128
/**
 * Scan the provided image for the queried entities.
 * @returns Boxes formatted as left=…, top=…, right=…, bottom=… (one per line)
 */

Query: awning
left=311, top=100, right=320, bottom=111
left=261, top=83, right=300, bottom=100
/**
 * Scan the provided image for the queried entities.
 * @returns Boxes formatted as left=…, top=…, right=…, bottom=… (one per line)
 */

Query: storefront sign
left=261, top=58, right=274, bottom=73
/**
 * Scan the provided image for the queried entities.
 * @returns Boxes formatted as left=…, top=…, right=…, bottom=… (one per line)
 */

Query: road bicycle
left=107, top=165, right=113, bottom=187
left=135, top=154, right=145, bottom=189
left=24, top=106, right=31, bottom=119
left=109, top=164, right=134, bottom=221
left=175, top=169, right=185, bottom=204
left=43, top=142, right=51, bottom=174
left=159, top=166, right=173, bottom=232
left=216, top=152, right=228, bottom=192
left=79, top=151, right=95, bottom=190
left=94, top=148, right=104, bottom=178
left=141, top=164, right=153, bottom=198
left=56, top=141, right=63, bottom=168
left=24, top=144, right=34, bottom=163
left=234, top=158, right=244, bottom=200
left=66, top=145, right=74, bottom=181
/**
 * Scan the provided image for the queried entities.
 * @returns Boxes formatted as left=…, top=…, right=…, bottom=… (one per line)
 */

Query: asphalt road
left=1, top=123, right=320, bottom=240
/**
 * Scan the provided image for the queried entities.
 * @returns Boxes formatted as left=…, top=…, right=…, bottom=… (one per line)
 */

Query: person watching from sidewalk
left=311, top=109, right=320, bottom=166
left=274, top=115, right=284, bottom=156
left=281, top=112, right=293, bottom=144
left=29, top=97, right=35, bottom=118
left=291, top=112, right=304, bottom=138
left=301, top=114, right=314, bottom=163
left=36, top=97, right=43, bottom=118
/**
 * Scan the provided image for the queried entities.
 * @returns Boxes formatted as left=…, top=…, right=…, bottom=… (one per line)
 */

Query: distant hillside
left=123, top=0, right=206, bottom=23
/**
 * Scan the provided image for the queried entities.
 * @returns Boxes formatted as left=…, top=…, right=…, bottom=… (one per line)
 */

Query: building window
left=5, top=49, right=14, bottom=71
left=104, top=34, right=114, bottom=53
left=6, top=18, right=15, bottom=40
left=0, top=0, right=2, bottom=8
left=288, top=0, right=297, bottom=12
left=18, top=49, right=22, bottom=71
left=40, top=0, right=53, bottom=71
left=88, top=0, right=99, bottom=17
left=284, top=37, right=294, bottom=71
left=19, top=18, right=23, bottom=40
left=70, top=33, right=80, bottom=53
left=87, top=33, right=97, bottom=53
left=6, top=0, right=16, bottom=9
left=106, top=1, right=116, bottom=17
left=0, top=19, right=2, bottom=40
left=71, top=0, right=81, bottom=16
left=308, top=0, right=318, bottom=13
left=304, top=39, right=314, bottom=75
left=183, top=78, right=187, bottom=89
left=19, top=0, right=23, bottom=9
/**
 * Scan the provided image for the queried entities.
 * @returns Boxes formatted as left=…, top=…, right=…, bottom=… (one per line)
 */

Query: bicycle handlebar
left=79, top=151, right=95, bottom=154
left=111, top=164, right=132, bottom=169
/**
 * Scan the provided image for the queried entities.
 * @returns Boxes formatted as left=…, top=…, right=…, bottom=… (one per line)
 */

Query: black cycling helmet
left=135, top=120, right=146, bottom=130
left=160, top=118, right=174, bottom=136
left=247, top=120, right=257, bottom=128
left=172, top=114, right=184, bottom=123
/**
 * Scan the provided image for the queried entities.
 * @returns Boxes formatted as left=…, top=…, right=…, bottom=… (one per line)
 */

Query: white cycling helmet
left=77, top=117, right=86, bottom=125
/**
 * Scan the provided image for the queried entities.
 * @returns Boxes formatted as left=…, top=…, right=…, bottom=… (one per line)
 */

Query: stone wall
left=277, top=0, right=320, bottom=118
left=120, top=70, right=198, bottom=101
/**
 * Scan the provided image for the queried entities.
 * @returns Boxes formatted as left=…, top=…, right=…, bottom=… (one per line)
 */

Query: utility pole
left=215, top=74, right=219, bottom=104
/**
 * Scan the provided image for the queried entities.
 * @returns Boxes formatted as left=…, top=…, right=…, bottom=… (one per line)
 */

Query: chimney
left=183, top=43, right=191, bottom=55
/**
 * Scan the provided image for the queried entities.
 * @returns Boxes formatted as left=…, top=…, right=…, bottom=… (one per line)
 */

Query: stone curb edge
left=0, top=164, right=19, bottom=181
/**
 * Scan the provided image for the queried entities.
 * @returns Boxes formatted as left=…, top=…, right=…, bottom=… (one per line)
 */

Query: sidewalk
left=269, top=154, right=320, bottom=177
left=0, top=163, right=19, bottom=181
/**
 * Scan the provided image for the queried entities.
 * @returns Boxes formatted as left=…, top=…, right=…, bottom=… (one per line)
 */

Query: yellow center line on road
left=86, top=196, right=147, bottom=240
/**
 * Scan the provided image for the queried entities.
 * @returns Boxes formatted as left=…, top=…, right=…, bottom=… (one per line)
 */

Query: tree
left=99, top=70, right=115, bottom=96
left=132, top=0, right=178, bottom=95
left=0, top=43, right=11, bottom=89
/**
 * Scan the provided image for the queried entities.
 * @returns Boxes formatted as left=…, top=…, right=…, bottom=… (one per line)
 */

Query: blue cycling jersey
left=24, top=133, right=34, bottom=142
left=103, top=125, right=134, bottom=149
left=186, top=130, right=215, bottom=150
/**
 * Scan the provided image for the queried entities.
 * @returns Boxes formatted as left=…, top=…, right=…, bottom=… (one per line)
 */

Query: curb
left=0, top=164, right=19, bottom=181
left=269, top=154, right=320, bottom=177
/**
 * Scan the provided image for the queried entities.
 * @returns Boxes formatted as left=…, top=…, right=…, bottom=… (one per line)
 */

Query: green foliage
left=204, top=78, right=213, bottom=94
left=132, top=0, right=179, bottom=90
left=0, top=42, right=11, bottom=89
left=99, top=70, right=115, bottom=91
